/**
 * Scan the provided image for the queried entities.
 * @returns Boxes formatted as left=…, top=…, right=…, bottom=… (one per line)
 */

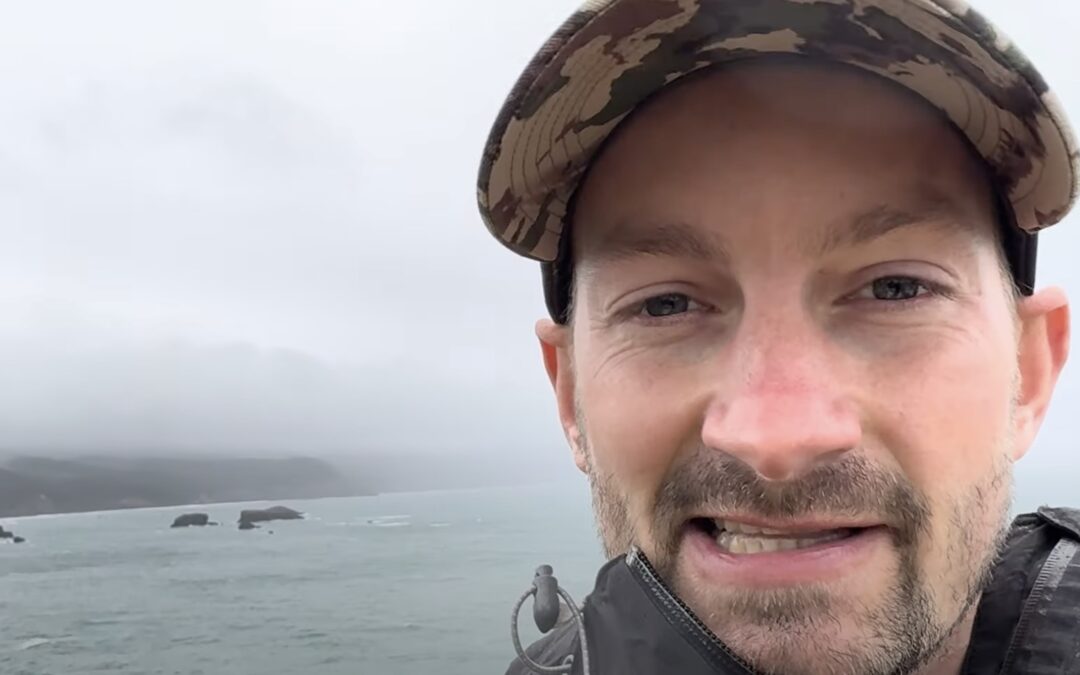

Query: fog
left=0, top=1, right=1077, bottom=498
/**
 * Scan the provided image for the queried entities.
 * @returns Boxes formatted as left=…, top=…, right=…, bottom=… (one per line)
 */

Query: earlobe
left=1012, top=287, right=1070, bottom=459
left=536, top=319, right=588, bottom=473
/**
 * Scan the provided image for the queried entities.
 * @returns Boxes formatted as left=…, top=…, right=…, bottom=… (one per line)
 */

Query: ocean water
left=0, top=482, right=606, bottom=675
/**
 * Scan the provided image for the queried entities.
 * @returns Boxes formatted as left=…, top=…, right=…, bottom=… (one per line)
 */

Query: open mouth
left=689, top=517, right=867, bottom=555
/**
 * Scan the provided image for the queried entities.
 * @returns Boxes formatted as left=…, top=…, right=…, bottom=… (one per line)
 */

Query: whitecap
left=16, top=638, right=51, bottom=651
left=365, top=514, right=411, bottom=525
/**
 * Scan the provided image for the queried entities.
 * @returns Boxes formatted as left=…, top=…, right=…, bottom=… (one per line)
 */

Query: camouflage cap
left=476, top=0, right=1080, bottom=322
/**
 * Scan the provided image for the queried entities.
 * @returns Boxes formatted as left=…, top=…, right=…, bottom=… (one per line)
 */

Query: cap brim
left=478, top=0, right=1079, bottom=271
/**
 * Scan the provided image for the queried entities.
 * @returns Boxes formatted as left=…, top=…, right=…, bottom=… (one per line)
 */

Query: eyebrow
left=812, top=195, right=981, bottom=256
left=584, top=221, right=730, bottom=267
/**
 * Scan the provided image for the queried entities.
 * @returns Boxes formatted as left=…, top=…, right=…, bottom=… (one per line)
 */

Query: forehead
left=570, top=59, right=998, bottom=259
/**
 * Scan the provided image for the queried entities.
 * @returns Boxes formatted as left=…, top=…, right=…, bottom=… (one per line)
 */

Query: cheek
left=863, top=325, right=1016, bottom=499
left=577, top=346, right=709, bottom=515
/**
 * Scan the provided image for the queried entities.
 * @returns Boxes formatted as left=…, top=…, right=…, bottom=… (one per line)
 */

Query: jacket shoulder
left=963, top=506, right=1080, bottom=673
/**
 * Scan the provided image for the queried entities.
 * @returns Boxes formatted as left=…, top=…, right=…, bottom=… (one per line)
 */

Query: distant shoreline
left=0, top=493, right=377, bottom=522
left=0, top=455, right=375, bottom=520
left=0, top=479, right=580, bottom=522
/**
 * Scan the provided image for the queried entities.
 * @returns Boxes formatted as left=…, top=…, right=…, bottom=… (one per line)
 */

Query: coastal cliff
left=0, top=456, right=371, bottom=517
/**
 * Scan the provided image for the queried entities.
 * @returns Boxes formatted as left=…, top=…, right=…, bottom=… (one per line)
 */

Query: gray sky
left=0, top=2, right=1077, bottom=495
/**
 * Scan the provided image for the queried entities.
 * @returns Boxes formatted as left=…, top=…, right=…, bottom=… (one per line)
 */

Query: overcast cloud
left=0, top=1, right=1077, bottom=496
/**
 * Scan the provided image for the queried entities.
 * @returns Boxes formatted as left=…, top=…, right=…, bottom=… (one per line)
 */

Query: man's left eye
left=864, top=276, right=930, bottom=301
left=642, top=293, right=692, bottom=317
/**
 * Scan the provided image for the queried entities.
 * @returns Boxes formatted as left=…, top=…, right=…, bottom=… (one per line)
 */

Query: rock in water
left=13, top=536, right=24, bottom=544
left=238, top=521, right=258, bottom=531
left=171, top=513, right=211, bottom=528
left=238, top=506, right=303, bottom=525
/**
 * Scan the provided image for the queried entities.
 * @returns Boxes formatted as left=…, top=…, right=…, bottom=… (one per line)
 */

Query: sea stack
left=238, top=506, right=303, bottom=526
left=171, top=513, right=213, bottom=528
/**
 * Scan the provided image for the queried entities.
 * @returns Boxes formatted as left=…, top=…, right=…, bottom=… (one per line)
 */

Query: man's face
left=538, top=62, right=1069, bottom=675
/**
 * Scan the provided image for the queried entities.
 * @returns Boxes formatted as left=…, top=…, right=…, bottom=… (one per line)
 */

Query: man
left=477, top=1, right=1080, bottom=674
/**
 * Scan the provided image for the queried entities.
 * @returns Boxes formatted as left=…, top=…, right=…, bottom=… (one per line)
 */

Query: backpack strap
left=997, top=535, right=1080, bottom=674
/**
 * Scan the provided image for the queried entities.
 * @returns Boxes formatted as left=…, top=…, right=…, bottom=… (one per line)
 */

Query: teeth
left=716, top=529, right=851, bottom=554
left=717, top=520, right=792, bottom=536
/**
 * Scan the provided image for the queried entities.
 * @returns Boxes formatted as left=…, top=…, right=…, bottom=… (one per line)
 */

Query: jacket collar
left=579, top=548, right=757, bottom=674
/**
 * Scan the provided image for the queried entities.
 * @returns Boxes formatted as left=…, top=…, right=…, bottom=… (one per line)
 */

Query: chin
left=670, top=542, right=926, bottom=675
left=722, top=628, right=882, bottom=675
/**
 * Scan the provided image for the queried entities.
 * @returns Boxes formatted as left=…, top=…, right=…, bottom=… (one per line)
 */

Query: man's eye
left=641, top=293, right=692, bottom=317
left=865, top=276, right=929, bottom=301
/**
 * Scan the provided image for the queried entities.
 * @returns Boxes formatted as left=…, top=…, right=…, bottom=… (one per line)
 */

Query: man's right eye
left=641, top=293, right=692, bottom=318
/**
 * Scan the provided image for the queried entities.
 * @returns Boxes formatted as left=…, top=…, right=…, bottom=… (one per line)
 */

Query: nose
left=700, top=315, right=862, bottom=482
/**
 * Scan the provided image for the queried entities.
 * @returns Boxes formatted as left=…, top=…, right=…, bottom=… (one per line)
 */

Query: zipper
left=626, top=547, right=762, bottom=674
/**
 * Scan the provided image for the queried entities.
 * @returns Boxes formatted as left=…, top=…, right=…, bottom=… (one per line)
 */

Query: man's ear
left=536, top=319, right=589, bottom=473
left=1011, top=287, right=1070, bottom=460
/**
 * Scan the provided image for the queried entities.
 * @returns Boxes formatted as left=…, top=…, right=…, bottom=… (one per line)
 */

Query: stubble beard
left=580, top=429, right=1014, bottom=675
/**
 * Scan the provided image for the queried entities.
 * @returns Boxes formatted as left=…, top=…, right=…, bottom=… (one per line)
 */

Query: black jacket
left=507, top=507, right=1080, bottom=674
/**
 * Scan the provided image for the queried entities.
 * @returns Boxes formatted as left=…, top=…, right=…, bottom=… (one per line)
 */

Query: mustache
left=653, top=450, right=931, bottom=545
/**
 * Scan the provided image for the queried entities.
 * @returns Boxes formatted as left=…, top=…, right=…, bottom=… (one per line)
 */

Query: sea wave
left=15, top=638, right=51, bottom=651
